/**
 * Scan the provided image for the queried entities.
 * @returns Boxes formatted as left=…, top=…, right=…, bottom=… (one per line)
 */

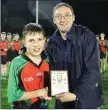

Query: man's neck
left=60, top=32, right=67, bottom=40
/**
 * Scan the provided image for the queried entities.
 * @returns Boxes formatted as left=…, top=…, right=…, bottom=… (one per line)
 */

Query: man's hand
left=56, top=92, right=76, bottom=102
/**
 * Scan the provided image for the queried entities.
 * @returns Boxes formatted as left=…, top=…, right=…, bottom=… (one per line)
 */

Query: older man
left=47, top=3, right=104, bottom=109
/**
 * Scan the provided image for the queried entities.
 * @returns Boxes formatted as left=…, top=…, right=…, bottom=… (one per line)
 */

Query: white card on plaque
left=51, top=70, right=69, bottom=96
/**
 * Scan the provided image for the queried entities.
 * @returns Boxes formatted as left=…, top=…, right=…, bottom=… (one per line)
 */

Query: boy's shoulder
left=42, top=60, right=49, bottom=71
left=43, top=59, right=49, bottom=65
left=12, top=55, right=26, bottom=62
left=11, top=55, right=28, bottom=70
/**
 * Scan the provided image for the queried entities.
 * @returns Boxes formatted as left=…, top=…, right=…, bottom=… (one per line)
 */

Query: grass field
left=1, top=79, right=55, bottom=109
left=1, top=64, right=108, bottom=109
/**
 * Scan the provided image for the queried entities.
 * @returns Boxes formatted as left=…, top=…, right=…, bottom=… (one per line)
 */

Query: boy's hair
left=15, top=33, right=19, bottom=35
left=1, top=32, right=6, bottom=35
left=12, top=34, right=15, bottom=37
left=22, top=23, right=46, bottom=39
left=7, top=32, right=11, bottom=35
left=100, top=32, right=105, bottom=36
left=53, top=3, right=74, bottom=17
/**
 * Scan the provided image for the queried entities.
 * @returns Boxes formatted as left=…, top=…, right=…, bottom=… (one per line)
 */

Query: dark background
left=1, top=0, right=108, bottom=39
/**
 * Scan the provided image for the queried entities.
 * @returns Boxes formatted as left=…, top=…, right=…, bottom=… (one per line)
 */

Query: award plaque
left=50, top=70, right=69, bottom=96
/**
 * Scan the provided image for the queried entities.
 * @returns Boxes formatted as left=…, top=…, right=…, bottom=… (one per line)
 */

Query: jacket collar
left=50, top=23, right=76, bottom=44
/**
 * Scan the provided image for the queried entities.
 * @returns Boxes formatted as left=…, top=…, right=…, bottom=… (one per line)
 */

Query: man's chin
left=60, top=30, right=67, bottom=33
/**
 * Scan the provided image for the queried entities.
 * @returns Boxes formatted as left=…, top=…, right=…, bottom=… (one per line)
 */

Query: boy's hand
left=4, top=48, right=8, bottom=51
left=39, top=88, right=48, bottom=97
left=39, top=87, right=52, bottom=100
left=56, top=92, right=76, bottom=102
left=40, top=96, right=52, bottom=100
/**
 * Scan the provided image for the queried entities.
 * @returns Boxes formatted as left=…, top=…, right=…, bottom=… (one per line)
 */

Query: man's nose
left=60, top=16, right=66, bottom=22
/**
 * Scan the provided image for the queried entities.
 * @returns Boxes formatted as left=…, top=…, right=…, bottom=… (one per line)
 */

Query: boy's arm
left=18, top=88, right=47, bottom=101
left=7, top=61, right=24, bottom=102
left=8, top=60, right=48, bottom=102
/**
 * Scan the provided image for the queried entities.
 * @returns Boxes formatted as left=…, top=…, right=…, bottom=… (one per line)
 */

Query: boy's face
left=100, top=33, right=105, bottom=40
left=14, top=34, right=19, bottom=41
left=24, top=32, right=46, bottom=57
left=7, top=34, right=12, bottom=41
left=1, top=33, right=6, bottom=41
left=96, top=36, right=99, bottom=40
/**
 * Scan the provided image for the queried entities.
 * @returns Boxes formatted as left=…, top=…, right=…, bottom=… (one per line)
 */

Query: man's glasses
left=54, top=13, right=72, bottom=20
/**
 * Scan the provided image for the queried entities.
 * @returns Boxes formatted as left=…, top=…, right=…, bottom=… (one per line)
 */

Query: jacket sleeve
left=74, top=30, right=102, bottom=101
left=7, top=60, right=24, bottom=102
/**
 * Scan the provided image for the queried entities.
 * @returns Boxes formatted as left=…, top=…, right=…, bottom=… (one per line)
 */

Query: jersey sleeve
left=7, top=59, right=24, bottom=102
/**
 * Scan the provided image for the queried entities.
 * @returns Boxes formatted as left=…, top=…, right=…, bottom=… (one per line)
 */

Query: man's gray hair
left=53, top=2, right=74, bottom=17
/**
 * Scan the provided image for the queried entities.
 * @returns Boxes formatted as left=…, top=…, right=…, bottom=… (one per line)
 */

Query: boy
left=0, top=32, right=8, bottom=79
left=99, top=32, right=108, bottom=72
left=13, top=33, right=21, bottom=55
left=8, top=23, right=51, bottom=109
left=7, top=32, right=18, bottom=63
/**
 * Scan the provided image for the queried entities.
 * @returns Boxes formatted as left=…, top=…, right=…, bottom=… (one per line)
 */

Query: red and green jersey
left=100, top=40, right=107, bottom=54
left=8, top=53, right=49, bottom=105
left=14, top=41, right=21, bottom=52
left=7, top=41, right=13, bottom=48
left=106, top=40, right=108, bottom=50
left=0, top=41, right=7, bottom=55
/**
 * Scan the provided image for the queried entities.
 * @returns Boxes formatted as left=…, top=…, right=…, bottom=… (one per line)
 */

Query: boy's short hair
left=15, top=33, right=19, bottom=35
left=100, top=32, right=105, bottom=36
left=7, top=32, right=11, bottom=35
left=22, top=23, right=46, bottom=39
left=1, top=32, right=6, bottom=34
left=12, top=34, right=15, bottom=37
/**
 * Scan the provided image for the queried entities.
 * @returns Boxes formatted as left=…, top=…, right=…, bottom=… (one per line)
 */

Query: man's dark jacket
left=46, top=24, right=104, bottom=109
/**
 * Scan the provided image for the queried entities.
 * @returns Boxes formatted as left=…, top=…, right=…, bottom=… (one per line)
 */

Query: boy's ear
left=45, top=37, right=47, bottom=41
left=22, top=39, right=26, bottom=47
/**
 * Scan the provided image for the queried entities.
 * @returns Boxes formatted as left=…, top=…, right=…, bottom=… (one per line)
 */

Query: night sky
left=1, top=0, right=108, bottom=39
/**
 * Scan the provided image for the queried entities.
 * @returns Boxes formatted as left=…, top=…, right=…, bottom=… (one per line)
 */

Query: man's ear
left=72, top=14, right=75, bottom=22
left=53, top=18, right=56, bottom=24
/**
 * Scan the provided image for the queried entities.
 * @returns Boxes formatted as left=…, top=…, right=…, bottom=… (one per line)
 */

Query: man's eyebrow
left=65, top=12, right=71, bottom=14
left=56, top=12, right=71, bottom=15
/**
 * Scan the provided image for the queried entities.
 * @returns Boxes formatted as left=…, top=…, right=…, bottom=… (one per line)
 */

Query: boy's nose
left=34, top=41, right=39, bottom=46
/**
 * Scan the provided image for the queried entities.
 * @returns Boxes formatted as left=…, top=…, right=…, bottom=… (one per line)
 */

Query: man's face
left=24, top=32, right=46, bottom=57
left=1, top=33, right=6, bottom=41
left=53, top=6, right=75, bottom=33
left=7, top=34, right=12, bottom=41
